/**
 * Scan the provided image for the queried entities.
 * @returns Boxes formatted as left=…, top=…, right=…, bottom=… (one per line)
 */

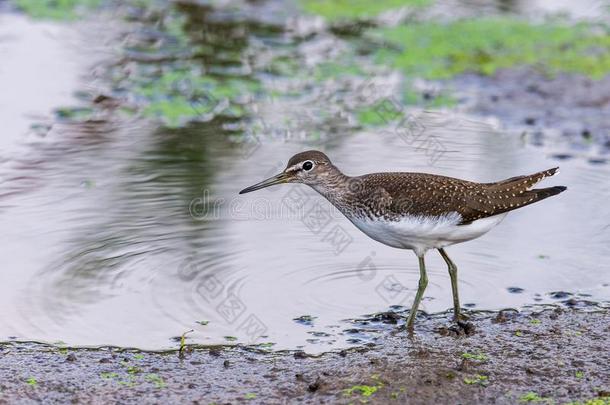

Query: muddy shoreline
left=1, top=307, right=608, bottom=404
left=454, top=67, right=610, bottom=159
left=1, top=1, right=609, bottom=403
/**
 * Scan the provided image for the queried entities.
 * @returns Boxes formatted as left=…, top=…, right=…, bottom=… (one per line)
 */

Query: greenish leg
left=405, top=255, right=428, bottom=331
left=438, top=248, right=463, bottom=321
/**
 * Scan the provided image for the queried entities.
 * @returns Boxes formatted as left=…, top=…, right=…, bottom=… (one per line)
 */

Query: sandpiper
left=239, top=150, right=566, bottom=330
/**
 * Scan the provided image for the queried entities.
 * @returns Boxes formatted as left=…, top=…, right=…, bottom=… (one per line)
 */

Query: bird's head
left=239, top=150, right=334, bottom=194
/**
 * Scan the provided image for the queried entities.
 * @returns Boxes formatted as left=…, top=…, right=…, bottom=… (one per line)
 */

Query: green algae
left=344, top=384, right=380, bottom=397
left=136, top=70, right=258, bottom=127
left=373, top=18, right=610, bottom=79
left=145, top=373, right=166, bottom=388
left=344, top=376, right=384, bottom=399
left=461, top=352, right=488, bottom=361
left=565, top=399, right=610, bottom=405
left=355, top=89, right=456, bottom=126
left=13, top=0, right=100, bottom=20
left=463, top=374, right=489, bottom=386
left=520, top=392, right=552, bottom=403
left=299, top=0, right=429, bottom=22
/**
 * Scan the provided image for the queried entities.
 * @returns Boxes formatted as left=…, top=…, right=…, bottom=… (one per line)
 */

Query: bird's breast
left=346, top=212, right=507, bottom=253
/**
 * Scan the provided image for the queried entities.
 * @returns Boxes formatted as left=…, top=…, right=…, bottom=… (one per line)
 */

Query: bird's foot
left=455, top=320, right=476, bottom=336
left=454, top=311, right=470, bottom=322
left=453, top=307, right=470, bottom=322
left=437, top=319, right=476, bottom=337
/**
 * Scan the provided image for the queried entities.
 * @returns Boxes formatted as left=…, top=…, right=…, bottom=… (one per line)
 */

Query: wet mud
left=455, top=67, right=610, bottom=159
left=0, top=307, right=608, bottom=404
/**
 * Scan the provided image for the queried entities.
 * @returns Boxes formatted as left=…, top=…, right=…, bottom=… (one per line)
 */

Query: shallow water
left=0, top=2, right=609, bottom=353
left=1, top=111, right=608, bottom=352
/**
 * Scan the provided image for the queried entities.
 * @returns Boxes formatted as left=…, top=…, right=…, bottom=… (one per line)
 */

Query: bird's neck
left=308, top=166, right=352, bottom=206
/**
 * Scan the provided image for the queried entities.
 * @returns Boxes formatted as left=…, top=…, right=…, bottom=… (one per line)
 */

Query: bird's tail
left=524, top=185, right=567, bottom=203
left=490, top=167, right=562, bottom=191
left=484, top=167, right=566, bottom=212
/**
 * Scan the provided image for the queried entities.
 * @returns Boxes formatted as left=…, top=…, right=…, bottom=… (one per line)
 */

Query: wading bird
left=239, top=151, right=566, bottom=330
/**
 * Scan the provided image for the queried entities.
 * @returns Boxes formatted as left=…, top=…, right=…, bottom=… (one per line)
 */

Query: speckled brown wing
left=357, top=168, right=566, bottom=224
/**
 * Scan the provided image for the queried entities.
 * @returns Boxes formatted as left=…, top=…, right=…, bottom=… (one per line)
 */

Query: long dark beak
left=239, top=172, right=290, bottom=194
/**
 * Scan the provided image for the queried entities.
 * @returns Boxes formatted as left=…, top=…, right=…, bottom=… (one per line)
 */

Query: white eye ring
left=302, top=160, right=315, bottom=171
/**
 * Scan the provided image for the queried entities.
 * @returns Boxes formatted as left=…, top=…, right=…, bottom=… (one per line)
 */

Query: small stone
left=66, top=353, right=77, bottom=362
left=294, top=351, right=307, bottom=359
left=493, top=309, right=519, bottom=324
left=549, top=291, right=572, bottom=299
left=372, top=311, right=401, bottom=324
left=572, top=360, right=585, bottom=367
left=308, top=377, right=321, bottom=392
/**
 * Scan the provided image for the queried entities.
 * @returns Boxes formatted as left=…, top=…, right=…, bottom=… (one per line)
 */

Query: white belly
left=349, top=212, right=508, bottom=255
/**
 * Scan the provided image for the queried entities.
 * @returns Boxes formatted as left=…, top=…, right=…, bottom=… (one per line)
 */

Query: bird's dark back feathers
left=351, top=168, right=566, bottom=224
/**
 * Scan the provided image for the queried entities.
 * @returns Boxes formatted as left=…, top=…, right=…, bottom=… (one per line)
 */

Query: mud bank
left=455, top=67, right=610, bottom=159
left=0, top=307, right=607, bottom=404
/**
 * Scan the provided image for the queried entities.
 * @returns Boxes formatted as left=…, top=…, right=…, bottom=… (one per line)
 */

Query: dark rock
left=549, top=291, right=572, bottom=299
left=493, top=309, right=519, bottom=324
left=371, top=311, right=402, bottom=324
left=308, top=377, right=321, bottom=392
left=293, top=351, right=307, bottom=359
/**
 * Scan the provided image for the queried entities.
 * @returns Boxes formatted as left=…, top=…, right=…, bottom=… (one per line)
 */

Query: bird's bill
left=239, top=172, right=290, bottom=194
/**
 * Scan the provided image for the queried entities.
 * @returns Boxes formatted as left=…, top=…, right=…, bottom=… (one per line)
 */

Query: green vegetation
left=178, top=329, right=193, bottom=357
left=145, top=374, right=166, bottom=389
left=463, top=374, right=489, bottom=386
left=344, top=384, right=380, bottom=397
left=519, top=392, right=551, bottom=403
left=257, top=342, right=276, bottom=348
left=54, top=107, right=95, bottom=122
left=300, top=0, right=429, bottom=22
left=373, top=18, right=610, bottom=79
left=26, top=377, right=37, bottom=387
left=461, top=352, right=488, bottom=361
left=244, top=393, right=257, bottom=400
left=565, top=399, right=610, bottom=405
left=136, top=70, right=257, bottom=127
left=13, top=0, right=100, bottom=20
left=355, top=89, right=455, bottom=126
left=344, top=375, right=385, bottom=398
left=356, top=103, right=396, bottom=126
left=127, top=366, right=141, bottom=375
left=313, top=62, right=364, bottom=81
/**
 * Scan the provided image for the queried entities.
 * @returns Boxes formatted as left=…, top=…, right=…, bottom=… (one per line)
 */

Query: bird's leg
left=438, top=248, right=465, bottom=321
left=405, top=255, right=428, bottom=331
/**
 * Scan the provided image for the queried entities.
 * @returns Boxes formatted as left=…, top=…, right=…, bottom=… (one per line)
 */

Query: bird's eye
left=302, top=161, right=314, bottom=171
